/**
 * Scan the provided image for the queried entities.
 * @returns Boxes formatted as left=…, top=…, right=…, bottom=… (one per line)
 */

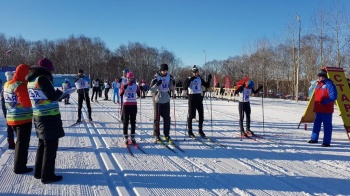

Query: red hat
left=37, top=58, right=54, bottom=71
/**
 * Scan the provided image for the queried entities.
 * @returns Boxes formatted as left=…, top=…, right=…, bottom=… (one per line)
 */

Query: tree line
left=0, top=2, right=349, bottom=98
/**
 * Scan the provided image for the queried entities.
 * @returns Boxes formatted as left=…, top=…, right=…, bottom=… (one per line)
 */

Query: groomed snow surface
left=0, top=92, right=349, bottom=196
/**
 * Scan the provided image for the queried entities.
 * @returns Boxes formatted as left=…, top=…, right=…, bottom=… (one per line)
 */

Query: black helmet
left=192, top=65, right=199, bottom=73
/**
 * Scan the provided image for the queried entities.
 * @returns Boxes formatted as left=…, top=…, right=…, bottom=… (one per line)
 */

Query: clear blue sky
left=0, top=0, right=349, bottom=66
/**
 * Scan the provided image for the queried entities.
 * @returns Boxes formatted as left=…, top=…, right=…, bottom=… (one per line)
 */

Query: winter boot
left=307, top=140, right=318, bottom=144
left=41, top=175, right=63, bottom=184
left=8, top=139, right=15, bottom=150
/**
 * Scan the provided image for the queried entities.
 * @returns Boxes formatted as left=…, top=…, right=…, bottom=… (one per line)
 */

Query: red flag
left=225, top=76, right=231, bottom=88
left=5, top=50, right=12, bottom=55
left=213, top=75, right=218, bottom=87
left=236, top=76, right=250, bottom=89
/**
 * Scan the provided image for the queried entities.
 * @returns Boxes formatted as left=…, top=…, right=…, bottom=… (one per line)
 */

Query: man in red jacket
left=308, top=69, right=337, bottom=147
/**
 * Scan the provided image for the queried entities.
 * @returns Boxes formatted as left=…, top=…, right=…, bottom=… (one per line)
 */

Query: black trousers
left=238, top=102, right=251, bottom=132
left=122, top=105, right=137, bottom=138
left=153, top=102, right=171, bottom=137
left=78, top=93, right=92, bottom=120
left=187, top=94, right=204, bottom=132
left=91, top=87, right=99, bottom=100
left=104, top=88, right=110, bottom=100
left=13, top=122, right=32, bottom=173
left=34, top=138, right=59, bottom=180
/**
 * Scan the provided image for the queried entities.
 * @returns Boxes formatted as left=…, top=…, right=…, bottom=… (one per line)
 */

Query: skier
left=308, top=69, right=337, bottom=147
left=183, top=65, right=212, bottom=138
left=104, top=79, right=110, bottom=100
left=139, top=79, right=149, bottom=98
left=91, top=78, right=100, bottom=102
left=27, top=58, right=65, bottom=183
left=1, top=71, right=16, bottom=149
left=118, top=69, right=130, bottom=118
left=4, top=64, right=33, bottom=174
left=61, top=78, right=72, bottom=104
left=119, top=72, right=140, bottom=144
left=74, top=69, right=92, bottom=123
left=150, top=63, right=174, bottom=142
left=111, top=77, right=120, bottom=104
left=234, top=79, right=263, bottom=136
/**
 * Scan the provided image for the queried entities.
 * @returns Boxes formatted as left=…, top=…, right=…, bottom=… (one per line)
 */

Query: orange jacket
left=9, top=64, right=31, bottom=108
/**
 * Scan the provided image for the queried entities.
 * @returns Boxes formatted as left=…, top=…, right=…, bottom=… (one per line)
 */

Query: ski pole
left=139, top=87, right=142, bottom=141
left=261, top=86, right=265, bottom=136
left=172, top=84, right=177, bottom=141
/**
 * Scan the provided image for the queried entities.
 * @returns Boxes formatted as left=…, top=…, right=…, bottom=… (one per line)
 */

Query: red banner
left=236, top=76, right=250, bottom=89
left=225, top=76, right=231, bottom=88
left=213, top=75, right=218, bottom=87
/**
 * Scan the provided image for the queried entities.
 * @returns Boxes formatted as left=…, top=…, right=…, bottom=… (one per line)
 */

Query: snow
left=0, top=92, right=349, bottom=196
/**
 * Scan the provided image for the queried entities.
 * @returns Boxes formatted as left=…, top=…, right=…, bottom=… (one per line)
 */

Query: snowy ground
left=0, top=92, right=349, bottom=196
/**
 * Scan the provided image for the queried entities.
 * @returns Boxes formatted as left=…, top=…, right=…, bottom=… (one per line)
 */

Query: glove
left=156, top=80, right=162, bottom=86
left=258, top=84, right=263, bottom=88
left=190, top=76, right=196, bottom=81
left=118, top=79, right=122, bottom=83
left=208, top=74, right=212, bottom=80
left=242, top=83, right=246, bottom=87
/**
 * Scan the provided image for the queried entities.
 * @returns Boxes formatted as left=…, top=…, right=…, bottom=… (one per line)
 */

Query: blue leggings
left=113, top=88, right=119, bottom=103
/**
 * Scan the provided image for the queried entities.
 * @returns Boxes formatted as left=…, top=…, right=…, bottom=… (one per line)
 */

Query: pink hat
left=126, top=72, right=134, bottom=78
left=37, top=58, right=54, bottom=71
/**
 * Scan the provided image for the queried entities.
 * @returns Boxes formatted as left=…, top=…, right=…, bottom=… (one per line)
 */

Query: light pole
left=202, top=50, right=206, bottom=79
left=296, top=15, right=301, bottom=101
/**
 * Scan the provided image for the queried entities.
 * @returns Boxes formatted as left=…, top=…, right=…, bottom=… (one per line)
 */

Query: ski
left=155, top=139, right=177, bottom=153
left=162, top=137, right=185, bottom=153
left=189, top=136, right=214, bottom=148
left=131, top=143, right=147, bottom=154
left=125, top=144, right=134, bottom=157
left=203, top=137, right=228, bottom=148
left=248, top=133, right=279, bottom=143
left=237, top=134, right=257, bottom=141
left=70, top=121, right=83, bottom=127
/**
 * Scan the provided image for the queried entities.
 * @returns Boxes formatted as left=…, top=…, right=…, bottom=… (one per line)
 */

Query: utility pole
left=296, top=15, right=301, bottom=102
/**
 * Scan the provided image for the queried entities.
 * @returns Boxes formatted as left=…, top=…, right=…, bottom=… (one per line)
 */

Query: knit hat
left=37, top=58, right=54, bottom=71
left=123, top=69, right=129, bottom=74
left=247, top=80, right=254, bottom=89
left=5, top=71, right=14, bottom=81
left=126, top=72, right=134, bottom=78
left=160, top=64, right=168, bottom=71
left=318, top=69, right=327, bottom=78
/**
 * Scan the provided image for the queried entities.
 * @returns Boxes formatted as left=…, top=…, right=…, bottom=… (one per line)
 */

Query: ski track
left=0, top=92, right=349, bottom=195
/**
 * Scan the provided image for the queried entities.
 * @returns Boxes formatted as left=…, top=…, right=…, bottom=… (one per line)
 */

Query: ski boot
left=198, top=129, right=206, bottom=138
left=154, top=136, right=161, bottom=143
left=246, top=129, right=254, bottom=136
left=130, top=137, right=136, bottom=145
left=123, top=137, right=128, bottom=145
left=188, top=131, right=195, bottom=138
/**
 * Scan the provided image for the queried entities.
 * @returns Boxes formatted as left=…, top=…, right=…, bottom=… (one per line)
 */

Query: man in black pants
left=183, top=65, right=211, bottom=138
left=234, top=80, right=263, bottom=136
left=74, top=69, right=92, bottom=122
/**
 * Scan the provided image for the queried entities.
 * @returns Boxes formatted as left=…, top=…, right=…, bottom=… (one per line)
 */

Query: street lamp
left=296, top=15, right=301, bottom=101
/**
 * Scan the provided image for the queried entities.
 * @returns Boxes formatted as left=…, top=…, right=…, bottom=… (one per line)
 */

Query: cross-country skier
left=91, top=78, right=100, bottom=102
left=234, top=79, right=263, bottom=136
left=61, top=78, right=72, bottom=104
left=74, top=69, right=92, bottom=123
left=183, top=65, right=211, bottom=138
left=111, top=77, right=121, bottom=104
left=150, top=64, right=174, bottom=142
left=119, top=72, right=140, bottom=145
